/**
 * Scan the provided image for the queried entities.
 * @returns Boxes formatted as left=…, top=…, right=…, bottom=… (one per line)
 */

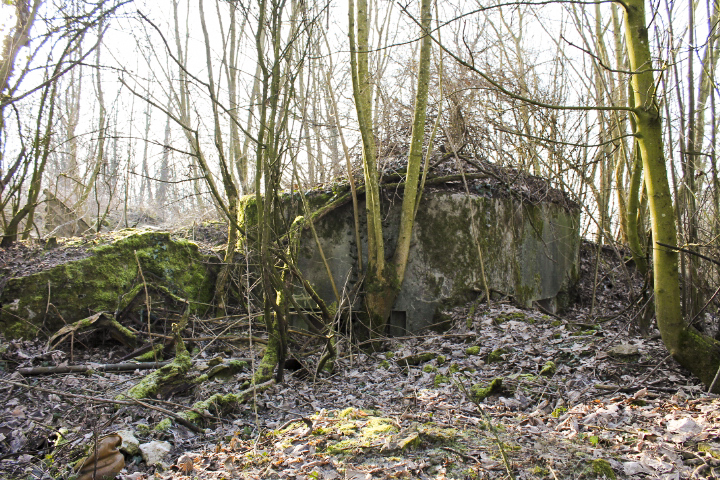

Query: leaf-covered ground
left=1, top=241, right=719, bottom=479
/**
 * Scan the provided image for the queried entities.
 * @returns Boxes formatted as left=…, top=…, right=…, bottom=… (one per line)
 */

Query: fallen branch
left=145, top=332, right=268, bottom=344
left=17, top=357, right=253, bottom=376
left=17, top=361, right=172, bottom=376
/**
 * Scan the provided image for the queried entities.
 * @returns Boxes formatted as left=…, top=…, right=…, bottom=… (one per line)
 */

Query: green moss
left=583, top=459, right=616, bottom=479
left=396, top=352, right=437, bottom=366
left=436, top=355, right=446, bottom=365
left=448, top=363, right=461, bottom=374
left=204, top=359, right=248, bottom=381
left=466, top=302, right=477, bottom=328
left=321, top=413, right=399, bottom=455
left=362, top=418, right=396, bottom=437
left=551, top=320, right=563, bottom=327
left=339, top=407, right=366, bottom=419
left=154, top=418, right=173, bottom=432
left=380, top=360, right=390, bottom=369
left=551, top=406, right=567, bottom=418
left=398, top=432, right=421, bottom=450
left=676, top=328, right=720, bottom=390
left=384, top=351, right=395, bottom=359
left=532, top=466, right=550, bottom=477
left=417, top=424, right=457, bottom=444
left=698, top=443, right=720, bottom=459
left=499, top=442, right=521, bottom=451
left=337, top=423, right=358, bottom=435
left=423, top=364, right=437, bottom=373
left=487, top=348, right=509, bottom=363
left=571, top=330, right=597, bottom=336
left=181, top=389, right=258, bottom=424
left=539, top=361, right=556, bottom=377
left=126, top=347, right=192, bottom=399
left=465, top=346, right=481, bottom=355
left=134, top=344, right=164, bottom=362
left=495, top=312, right=527, bottom=324
left=469, top=378, right=503, bottom=401
left=434, top=374, right=450, bottom=387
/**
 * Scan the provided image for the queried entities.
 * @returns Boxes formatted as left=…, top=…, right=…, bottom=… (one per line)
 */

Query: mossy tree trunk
left=622, top=0, right=720, bottom=391
left=1, top=70, right=57, bottom=246
left=349, top=0, right=433, bottom=339
left=0, top=0, right=41, bottom=188
left=251, top=0, right=303, bottom=384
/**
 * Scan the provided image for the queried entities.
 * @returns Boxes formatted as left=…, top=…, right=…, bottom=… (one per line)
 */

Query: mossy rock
left=469, top=377, right=503, bottom=401
left=0, top=231, right=217, bottom=339
left=125, top=348, right=192, bottom=399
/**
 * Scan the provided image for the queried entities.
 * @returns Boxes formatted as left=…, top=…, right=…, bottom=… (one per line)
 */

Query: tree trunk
left=349, top=0, right=432, bottom=339
left=623, top=0, right=720, bottom=391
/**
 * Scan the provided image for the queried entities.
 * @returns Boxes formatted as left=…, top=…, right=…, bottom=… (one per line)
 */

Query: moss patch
left=465, top=346, right=481, bottom=356
left=487, top=347, right=509, bottom=363
left=469, top=377, right=503, bottom=402
left=539, top=361, right=556, bottom=377
left=581, top=459, right=616, bottom=479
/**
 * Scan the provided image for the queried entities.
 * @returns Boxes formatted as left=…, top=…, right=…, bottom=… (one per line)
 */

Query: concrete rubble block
left=116, top=430, right=140, bottom=456
left=139, top=440, right=172, bottom=467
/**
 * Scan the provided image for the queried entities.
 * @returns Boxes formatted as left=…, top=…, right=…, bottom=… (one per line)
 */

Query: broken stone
left=139, top=440, right=172, bottom=467
left=116, top=430, right=140, bottom=456
left=666, top=417, right=702, bottom=434
left=608, top=344, right=639, bottom=356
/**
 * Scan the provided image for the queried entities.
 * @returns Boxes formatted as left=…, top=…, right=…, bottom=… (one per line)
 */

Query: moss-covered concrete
left=235, top=180, right=580, bottom=334
left=0, top=231, right=217, bottom=339
left=287, top=189, right=580, bottom=333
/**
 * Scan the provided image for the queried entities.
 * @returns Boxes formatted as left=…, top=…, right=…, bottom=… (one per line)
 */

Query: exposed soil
left=0, top=235, right=718, bottom=480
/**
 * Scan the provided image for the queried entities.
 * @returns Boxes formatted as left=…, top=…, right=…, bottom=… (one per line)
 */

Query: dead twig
left=134, top=250, right=155, bottom=363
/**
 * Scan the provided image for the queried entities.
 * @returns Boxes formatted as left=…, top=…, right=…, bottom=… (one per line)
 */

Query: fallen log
left=17, top=357, right=253, bottom=376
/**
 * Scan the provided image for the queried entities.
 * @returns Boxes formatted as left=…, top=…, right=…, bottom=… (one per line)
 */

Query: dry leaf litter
left=0, top=239, right=718, bottom=480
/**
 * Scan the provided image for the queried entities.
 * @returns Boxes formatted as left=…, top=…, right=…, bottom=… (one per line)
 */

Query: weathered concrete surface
left=0, top=231, right=217, bottom=339
left=294, top=189, right=580, bottom=334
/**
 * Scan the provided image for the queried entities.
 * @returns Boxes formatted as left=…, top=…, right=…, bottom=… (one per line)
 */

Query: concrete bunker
left=247, top=163, right=581, bottom=335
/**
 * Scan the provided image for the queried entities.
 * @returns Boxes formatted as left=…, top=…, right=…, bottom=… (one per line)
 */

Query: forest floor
left=0, top=238, right=719, bottom=480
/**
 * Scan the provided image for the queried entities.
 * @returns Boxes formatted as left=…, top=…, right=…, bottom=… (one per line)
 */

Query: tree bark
left=623, top=0, right=720, bottom=391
